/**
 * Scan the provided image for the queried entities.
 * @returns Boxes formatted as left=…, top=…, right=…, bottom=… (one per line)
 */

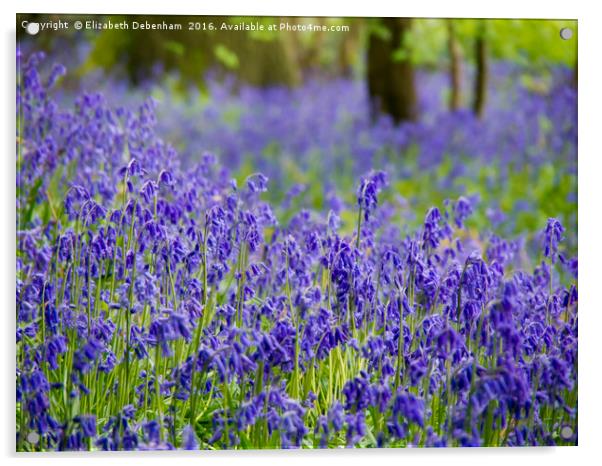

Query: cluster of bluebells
left=16, top=53, right=577, bottom=451
left=29, top=44, right=578, bottom=247
left=57, top=59, right=577, bottom=243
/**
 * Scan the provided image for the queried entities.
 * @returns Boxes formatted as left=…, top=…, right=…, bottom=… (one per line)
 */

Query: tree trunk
left=303, top=18, right=326, bottom=72
left=367, top=18, right=417, bottom=123
left=472, top=24, right=488, bottom=119
left=337, top=19, right=361, bottom=78
left=447, top=20, right=462, bottom=112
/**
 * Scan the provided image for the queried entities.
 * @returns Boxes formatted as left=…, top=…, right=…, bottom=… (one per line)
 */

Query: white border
left=3, top=1, right=601, bottom=466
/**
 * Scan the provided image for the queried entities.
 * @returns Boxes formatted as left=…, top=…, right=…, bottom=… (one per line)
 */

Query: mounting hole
left=560, top=28, right=573, bottom=40
left=26, top=431, right=40, bottom=444
left=560, top=424, right=574, bottom=440
left=25, top=22, right=40, bottom=35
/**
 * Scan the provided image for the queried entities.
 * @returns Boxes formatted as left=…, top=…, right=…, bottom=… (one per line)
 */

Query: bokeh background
left=17, top=14, right=577, bottom=255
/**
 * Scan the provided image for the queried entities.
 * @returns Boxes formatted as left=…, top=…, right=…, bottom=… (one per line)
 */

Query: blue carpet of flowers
left=16, top=51, right=577, bottom=450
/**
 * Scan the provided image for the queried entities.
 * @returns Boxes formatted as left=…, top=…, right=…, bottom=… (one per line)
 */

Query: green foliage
left=213, top=44, right=239, bottom=70
left=409, top=18, right=577, bottom=68
left=482, top=19, right=577, bottom=66
left=163, top=40, right=186, bottom=57
left=407, top=19, right=449, bottom=66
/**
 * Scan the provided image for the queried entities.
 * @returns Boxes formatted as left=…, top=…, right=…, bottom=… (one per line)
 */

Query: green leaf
left=214, top=44, right=239, bottom=70
left=163, top=40, right=185, bottom=57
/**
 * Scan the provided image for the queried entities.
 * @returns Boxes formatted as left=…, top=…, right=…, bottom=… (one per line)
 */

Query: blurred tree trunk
left=447, top=20, right=462, bottom=111
left=367, top=18, right=417, bottom=123
left=302, top=17, right=326, bottom=72
left=472, top=23, right=488, bottom=118
left=337, top=19, right=362, bottom=78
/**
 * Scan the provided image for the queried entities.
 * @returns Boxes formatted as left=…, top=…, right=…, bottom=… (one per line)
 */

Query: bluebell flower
left=182, top=424, right=199, bottom=450
left=357, top=170, right=388, bottom=222
left=543, top=218, right=565, bottom=263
